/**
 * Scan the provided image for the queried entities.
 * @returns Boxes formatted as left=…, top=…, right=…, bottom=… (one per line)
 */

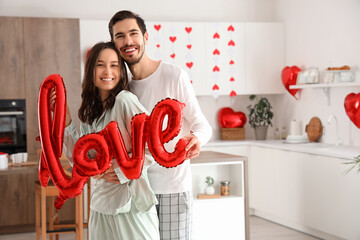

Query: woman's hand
left=50, top=87, right=72, bottom=127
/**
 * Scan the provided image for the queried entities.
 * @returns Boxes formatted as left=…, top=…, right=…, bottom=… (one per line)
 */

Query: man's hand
left=94, top=166, right=120, bottom=184
left=182, top=134, right=201, bottom=159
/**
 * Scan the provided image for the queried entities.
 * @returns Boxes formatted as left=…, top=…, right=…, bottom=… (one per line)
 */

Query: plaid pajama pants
left=155, top=192, right=193, bottom=240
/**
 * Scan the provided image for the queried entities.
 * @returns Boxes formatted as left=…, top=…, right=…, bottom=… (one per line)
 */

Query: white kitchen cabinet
left=201, top=144, right=249, bottom=157
left=244, top=23, right=285, bottom=94
left=204, top=22, right=246, bottom=96
left=146, top=21, right=285, bottom=96
left=191, top=151, right=249, bottom=240
left=249, top=146, right=360, bottom=240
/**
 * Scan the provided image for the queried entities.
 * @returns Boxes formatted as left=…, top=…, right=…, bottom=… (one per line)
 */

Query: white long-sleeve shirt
left=129, top=61, right=212, bottom=194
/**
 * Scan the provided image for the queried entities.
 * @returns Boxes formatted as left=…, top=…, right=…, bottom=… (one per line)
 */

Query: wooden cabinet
left=0, top=166, right=77, bottom=234
left=0, top=16, right=82, bottom=156
left=22, top=17, right=81, bottom=156
left=0, top=17, right=26, bottom=99
left=0, top=16, right=81, bottom=233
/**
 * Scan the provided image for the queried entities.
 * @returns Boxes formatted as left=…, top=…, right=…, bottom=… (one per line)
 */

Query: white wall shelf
left=289, top=82, right=360, bottom=105
left=289, top=82, right=360, bottom=89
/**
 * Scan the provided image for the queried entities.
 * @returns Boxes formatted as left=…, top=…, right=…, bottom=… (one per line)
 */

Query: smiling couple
left=63, top=10, right=211, bottom=240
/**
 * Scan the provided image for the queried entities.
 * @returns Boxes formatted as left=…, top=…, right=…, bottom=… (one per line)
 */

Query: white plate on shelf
left=284, top=135, right=309, bottom=144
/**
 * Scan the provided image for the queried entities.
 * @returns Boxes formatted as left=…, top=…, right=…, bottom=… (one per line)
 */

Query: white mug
left=0, top=152, right=8, bottom=170
left=10, top=152, right=28, bottom=164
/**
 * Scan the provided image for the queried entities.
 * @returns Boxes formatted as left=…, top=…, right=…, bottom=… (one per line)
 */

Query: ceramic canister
left=289, top=119, right=301, bottom=135
left=0, top=152, right=9, bottom=169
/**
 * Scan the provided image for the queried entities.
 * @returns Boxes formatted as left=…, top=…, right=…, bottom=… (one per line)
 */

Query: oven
left=0, top=99, right=27, bottom=154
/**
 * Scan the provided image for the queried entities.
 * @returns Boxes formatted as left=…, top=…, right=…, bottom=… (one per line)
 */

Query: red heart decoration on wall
left=228, top=25, right=235, bottom=31
left=187, top=44, right=192, bottom=49
left=169, top=36, right=177, bottom=43
left=218, top=107, right=247, bottom=128
left=213, top=49, right=220, bottom=55
left=229, top=91, right=237, bottom=97
left=229, top=77, right=235, bottom=82
left=213, top=66, right=220, bottom=72
left=154, top=25, right=161, bottom=31
left=228, top=40, right=235, bottom=46
left=344, top=93, right=360, bottom=128
left=212, top=84, right=219, bottom=90
left=185, top=27, right=192, bottom=33
left=281, top=66, right=301, bottom=99
left=229, top=60, right=234, bottom=65
left=170, top=53, right=175, bottom=58
left=213, top=33, right=220, bottom=39
left=186, top=62, right=193, bottom=69
left=156, top=44, right=160, bottom=48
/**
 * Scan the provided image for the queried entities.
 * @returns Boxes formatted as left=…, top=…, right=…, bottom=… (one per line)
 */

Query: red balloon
left=146, top=98, right=189, bottom=168
left=218, top=107, right=247, bottom=128
left=38, top=74, right=189, bottom=208
left=281, top=66, right=301, bottom=99
left=344, top=93, right=360, bottom=128
left=38, top=74, right=92, bottom=209
left=105, top=119, right=147, bottom=180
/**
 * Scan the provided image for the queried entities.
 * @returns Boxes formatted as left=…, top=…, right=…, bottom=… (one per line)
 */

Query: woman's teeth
left=102, top=78, right=112, bottom=82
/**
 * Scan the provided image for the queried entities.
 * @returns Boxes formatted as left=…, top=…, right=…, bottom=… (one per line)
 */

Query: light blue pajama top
left=63, top=90, right=158, bottom=216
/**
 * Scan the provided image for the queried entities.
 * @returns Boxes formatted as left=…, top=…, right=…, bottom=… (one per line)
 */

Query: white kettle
left=0, top=152, right=9, bottom=170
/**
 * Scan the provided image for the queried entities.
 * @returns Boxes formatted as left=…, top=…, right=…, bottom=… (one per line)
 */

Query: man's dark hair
left=108, top=10, right=147, bottom=40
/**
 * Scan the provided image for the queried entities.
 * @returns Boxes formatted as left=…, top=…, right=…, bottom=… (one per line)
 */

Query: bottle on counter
left=274, top=128, right=280, bottom=140
left=281, top=126, right=287, bottom=140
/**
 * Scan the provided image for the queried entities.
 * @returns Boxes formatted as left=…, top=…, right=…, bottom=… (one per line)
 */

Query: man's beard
left=125, top=46, right=145, bottom=66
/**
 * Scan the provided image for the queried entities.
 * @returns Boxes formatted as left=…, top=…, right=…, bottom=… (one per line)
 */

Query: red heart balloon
left=281, top=66, right=301, bottom=98
left=218, top=107, right=247, bottom=128
left=344, top=93, right=360, bottom=128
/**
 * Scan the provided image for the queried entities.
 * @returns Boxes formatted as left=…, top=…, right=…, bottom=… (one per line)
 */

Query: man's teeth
left=125, top=48, right=136, bottom=52
left=102, top=78, right=112, bottom=82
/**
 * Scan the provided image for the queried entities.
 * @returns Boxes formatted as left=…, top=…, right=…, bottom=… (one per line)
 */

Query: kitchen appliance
left=0, top=99, right=27, bottom=154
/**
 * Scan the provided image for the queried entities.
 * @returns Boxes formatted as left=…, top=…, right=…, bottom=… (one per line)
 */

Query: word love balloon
left=344, top=92, right=360, bottom=128
left=38, top=74, right=189, bottom=209
left=281, top=66, right=301, bottom=99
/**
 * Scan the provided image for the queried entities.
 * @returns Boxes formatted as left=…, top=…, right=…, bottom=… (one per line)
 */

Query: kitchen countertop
left=205, top=139, right=360, bottom=160
left=191, top=150, right=247, bottom=166
left=0, top=165, right=38, bottom=175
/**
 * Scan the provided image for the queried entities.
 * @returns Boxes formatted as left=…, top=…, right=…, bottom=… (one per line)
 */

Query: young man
left=107, top=10, right=212, bottom=239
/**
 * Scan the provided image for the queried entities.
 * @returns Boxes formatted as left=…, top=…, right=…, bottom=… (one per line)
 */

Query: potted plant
left=204, top=176, right=215, bottom=195
left=247, top=95, right=274, bottom=140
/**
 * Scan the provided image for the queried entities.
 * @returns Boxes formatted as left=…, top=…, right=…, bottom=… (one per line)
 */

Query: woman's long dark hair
left=78, top=42, right=129, bottom=124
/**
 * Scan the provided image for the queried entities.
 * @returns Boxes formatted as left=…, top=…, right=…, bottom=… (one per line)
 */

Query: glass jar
left=220, top=181, right=230, bottom=196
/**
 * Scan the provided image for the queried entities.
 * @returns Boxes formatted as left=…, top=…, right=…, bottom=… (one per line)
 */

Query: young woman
left=61, top=42, right=159, bottom=240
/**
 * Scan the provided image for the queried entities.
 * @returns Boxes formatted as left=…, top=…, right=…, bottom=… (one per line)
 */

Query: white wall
left=274, top=0, right=360, bottom=146
left=0, top=0, right=275, bottom=21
